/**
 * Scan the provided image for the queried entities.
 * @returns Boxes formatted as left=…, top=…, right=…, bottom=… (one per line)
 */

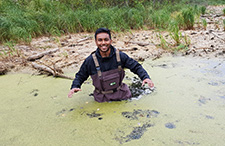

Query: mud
left=0, top=6, right=224, bottom=76
left=128, top=77, right=154, bottom=98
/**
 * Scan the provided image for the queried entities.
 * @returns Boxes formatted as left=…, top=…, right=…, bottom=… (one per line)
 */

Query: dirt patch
left=0, top=6, right=224, bottom=76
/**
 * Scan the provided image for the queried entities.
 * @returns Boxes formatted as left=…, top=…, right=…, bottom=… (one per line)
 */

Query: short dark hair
left=94, top=28, right=111, bottom=40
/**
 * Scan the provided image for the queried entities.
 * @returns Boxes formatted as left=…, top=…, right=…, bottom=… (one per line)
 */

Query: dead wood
left=68, top=36, right=92, bottom=47
left=125, top=41, right=153, bottom=47
left=118, top=48, right=137, bottom=51
left=59, top=60, right=78, bottom=68
left=209, top=30, right=225, bottom=42
left=77, top=36, right=92, bottom=43
left=27, top=48, right=59, bottom=61
left=32, top=62, right=74, bottom=80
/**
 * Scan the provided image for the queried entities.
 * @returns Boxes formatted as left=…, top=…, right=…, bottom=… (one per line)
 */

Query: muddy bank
left=0, top=5, right=224, bottom=76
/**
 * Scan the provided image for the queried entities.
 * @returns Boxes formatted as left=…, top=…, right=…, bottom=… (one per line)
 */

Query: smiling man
left=68, top=28, right=154, bottom=102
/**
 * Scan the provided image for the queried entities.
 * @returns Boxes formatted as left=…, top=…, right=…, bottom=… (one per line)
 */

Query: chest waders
left=91, top=49, right=131, bottom=102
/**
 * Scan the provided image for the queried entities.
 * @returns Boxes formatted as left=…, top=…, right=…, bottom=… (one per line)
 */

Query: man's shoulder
left=118, top=49, right=129, bottom=58
left=85, top=53, right=94, bottom=61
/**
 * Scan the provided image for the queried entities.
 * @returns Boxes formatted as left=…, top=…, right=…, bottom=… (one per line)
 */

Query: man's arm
left=68, top=59, right=90, bottom=98
left=142, top=78, right=154, bottom=89
left=120, top=51, right=154, bottom=88
left=68, top=88, right=82, bottom=98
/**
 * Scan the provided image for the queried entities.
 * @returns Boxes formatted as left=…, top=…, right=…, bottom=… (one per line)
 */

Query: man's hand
left=142, top=78, right=154, bottom=89
left=68, top=88, right=82, bottom=98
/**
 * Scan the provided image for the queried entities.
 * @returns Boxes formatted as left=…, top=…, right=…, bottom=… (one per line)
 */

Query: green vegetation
left=200, top=6, right=206, bottom=15
left=223, top=8, right=225, bottom=16
left=202, top=19, right=207, bottom=30
left=0, top=41, right=21, bottom=58
left=158, top=34, right=169, bottom=50
left=169, top=23, right=182, bottom=45
left=223, top=19, right=225, bottom=31
left=0, top=0, right=224, bottom=43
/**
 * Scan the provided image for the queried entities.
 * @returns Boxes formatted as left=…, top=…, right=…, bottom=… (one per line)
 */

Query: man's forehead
left=96, top=32, right=110, bottom=38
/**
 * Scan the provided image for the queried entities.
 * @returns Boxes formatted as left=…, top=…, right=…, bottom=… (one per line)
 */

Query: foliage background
left=0, top=0, right=224, bottom=43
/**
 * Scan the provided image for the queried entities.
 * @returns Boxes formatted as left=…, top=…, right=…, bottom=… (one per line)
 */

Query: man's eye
left=104, top=38, right=109, bottom=41
left=98, top=39, right=102, bottom=41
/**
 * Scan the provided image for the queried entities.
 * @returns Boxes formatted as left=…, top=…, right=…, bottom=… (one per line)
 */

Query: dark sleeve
left=70, top=59, right=90, bottom=89
left=120, top=52, right=150, bottom=80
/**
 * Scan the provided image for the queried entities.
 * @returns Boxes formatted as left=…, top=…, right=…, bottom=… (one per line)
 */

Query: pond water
left=0, top=55, right=225, bottom=146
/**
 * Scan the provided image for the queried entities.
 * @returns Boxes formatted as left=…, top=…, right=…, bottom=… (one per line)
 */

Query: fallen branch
left=27, top=48, right=59, bottom=61
left=209, top=30, right=225, bottom=42
left=118, top=48, right=137, bottom=51
left=125, top=41, right=153, bottom=47
left=59, top=60, right=78, bottom=68
left=68, top=36, right=92, bottom=47
left=77, top=36, right=92, bottom=43
left=32, top=62, right=74, bottom=80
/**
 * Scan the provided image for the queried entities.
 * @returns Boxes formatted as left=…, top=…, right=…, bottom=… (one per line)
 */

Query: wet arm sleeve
left=121, top=52, right=150, bottom=80
left=70, top=59, right=89, bottom=89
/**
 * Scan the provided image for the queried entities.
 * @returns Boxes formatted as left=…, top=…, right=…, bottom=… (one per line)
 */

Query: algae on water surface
left=0, top=55, right=225, bottom=146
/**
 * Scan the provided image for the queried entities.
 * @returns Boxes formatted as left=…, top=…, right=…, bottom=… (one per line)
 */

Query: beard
left=99, top=45, right=110, bottom=53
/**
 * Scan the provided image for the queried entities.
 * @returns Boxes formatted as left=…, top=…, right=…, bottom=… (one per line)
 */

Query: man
left=68, top=28, right=154, bottom=102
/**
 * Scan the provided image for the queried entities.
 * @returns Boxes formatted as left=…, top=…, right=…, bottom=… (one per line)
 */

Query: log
left=27, top=48, right=59, bottom=61
left=32, top=62, right=74, bottom=80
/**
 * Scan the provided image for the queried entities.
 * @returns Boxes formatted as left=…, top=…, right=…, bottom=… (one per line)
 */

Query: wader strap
left=92, top=49, right=121, bottom=77
left=116, top=49, right=122, bottom=71
left=92, top=53, right=102, bottom=77
left=95, top=86, right=121, bottom=94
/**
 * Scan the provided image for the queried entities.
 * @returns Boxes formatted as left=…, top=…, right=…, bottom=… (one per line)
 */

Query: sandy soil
left=0, top=5, right=224, bottom=75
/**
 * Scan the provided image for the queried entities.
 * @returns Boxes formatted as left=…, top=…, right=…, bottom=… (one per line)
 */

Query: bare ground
left=0, top=5, right=224, bottom=77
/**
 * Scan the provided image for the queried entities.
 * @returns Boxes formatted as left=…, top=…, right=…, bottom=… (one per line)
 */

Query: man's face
left=95, top=32, right=112, bottom=53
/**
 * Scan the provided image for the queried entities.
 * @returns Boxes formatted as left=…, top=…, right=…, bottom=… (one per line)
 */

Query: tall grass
left=223, top=19, right=225, bottom=31
left=182, top=8, right=195, bottom=30
left=202, top=19, right=207, bottom=30
left=200, top=6, right=206, bottom=15
left=0, top=0, right=224, bottom=43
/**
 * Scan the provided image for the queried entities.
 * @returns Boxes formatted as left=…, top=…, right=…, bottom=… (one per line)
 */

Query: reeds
left=202, top=19, right=207, bottom=30
left=200, top=6, right=206, bottom=15
left=0, top=0, right=224, bottom=43
left=223, top=19, right=225, bottom=31
left=182, top=8, right=195, bottom=30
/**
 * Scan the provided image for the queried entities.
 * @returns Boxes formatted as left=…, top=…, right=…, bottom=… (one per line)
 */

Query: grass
left=202, top=19, right=207, bottom=30
left=200, top=6, right=206, bottom=15
left=223, top=19, right=225, bottom=31
left=0, top=0, right=224, bottom=43
left=169, top=23, right=181, bottom=45
left=0, top=41, right=21, bottom=59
